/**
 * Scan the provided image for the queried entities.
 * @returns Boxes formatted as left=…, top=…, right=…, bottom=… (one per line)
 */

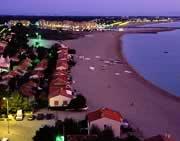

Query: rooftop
left=87, top=108, right=123, bottom=122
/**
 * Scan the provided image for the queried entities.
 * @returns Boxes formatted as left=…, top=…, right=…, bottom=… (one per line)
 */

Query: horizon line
left=0, top=14, right=179, bottom=17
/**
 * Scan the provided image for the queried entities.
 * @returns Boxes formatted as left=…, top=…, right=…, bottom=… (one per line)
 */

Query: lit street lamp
left=3, top=97, right=10, bottom=134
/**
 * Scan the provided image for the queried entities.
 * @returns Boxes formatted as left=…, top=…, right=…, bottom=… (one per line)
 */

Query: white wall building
left=0, top=55, right=10, bottom=73
left=87, top=108, right=123, bottom=137
left=49, top=87, right=73, bottom=107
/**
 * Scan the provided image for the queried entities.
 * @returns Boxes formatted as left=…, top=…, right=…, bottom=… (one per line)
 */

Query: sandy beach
left=65, top=32, right=180, bottom=140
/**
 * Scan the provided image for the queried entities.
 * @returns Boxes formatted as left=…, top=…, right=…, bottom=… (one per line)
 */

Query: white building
left=0, top=55, right=10, bottom=73
left=49, top=87, right=73, bottom=107
left=87, top=108, right=123, bottom=137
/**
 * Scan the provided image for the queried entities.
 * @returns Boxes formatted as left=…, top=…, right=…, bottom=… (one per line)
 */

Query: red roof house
left=87, top=108, right=123, bottom=137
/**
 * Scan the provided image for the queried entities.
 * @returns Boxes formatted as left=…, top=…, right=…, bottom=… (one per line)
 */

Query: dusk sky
left=0, top=0, right=180, bottom=16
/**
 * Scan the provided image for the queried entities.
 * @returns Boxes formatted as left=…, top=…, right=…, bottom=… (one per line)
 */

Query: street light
left=3, top=97, right=10, bottom=134
left=55, top=135, right=64, bottom=141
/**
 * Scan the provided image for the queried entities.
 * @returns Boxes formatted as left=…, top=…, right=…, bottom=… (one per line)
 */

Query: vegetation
left=0, top=22, right=80, bottom=112
left=0, top=91, right=32, bottom=114
left=33, top=118, right=141, bottom=141
left=89, top=125, right=141, bottom=141
left=3, top=23, right=29, bottom=57
left=33, top=125, right=58, bottom=141
left=33, top=118, right=83, bottom=141
left=68, top=95, right=87, bottom=110
left=89, top=125, right=115, bottom=141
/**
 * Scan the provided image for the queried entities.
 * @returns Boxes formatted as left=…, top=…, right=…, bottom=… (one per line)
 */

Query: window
left=54, top=101, right=59, bottom=106
left=63, top=100, right=68, bottom=106
left=104, top=124, right=112, bottom=129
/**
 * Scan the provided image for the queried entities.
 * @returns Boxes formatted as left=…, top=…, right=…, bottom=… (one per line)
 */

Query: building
left=48, top=87, right=73, bottom=107
left=0, top=55, right=10, bottom=73
left=37, top=20, right=97, bottom=31
left=0, top=41, right=7, bottom=53
left=48, top=43, right=73, bottom=107
left=87, top=108, right=123, bottom=137
left=144, top=134, right=175, bottom=141
left=8, top=20, right=30, bottom=27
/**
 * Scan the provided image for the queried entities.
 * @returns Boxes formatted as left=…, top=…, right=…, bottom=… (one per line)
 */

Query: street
left=0, top=119, right=55, bottom=141
left=0, top=110, right=87, bottom=141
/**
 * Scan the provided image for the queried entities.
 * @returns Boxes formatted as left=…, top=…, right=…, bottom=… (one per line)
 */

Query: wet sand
left=65, top=32, right=180, bottom=140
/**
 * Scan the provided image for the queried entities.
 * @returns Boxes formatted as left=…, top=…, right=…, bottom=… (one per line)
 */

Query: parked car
left=15, top=109, right=23, bottom=121
left=36, top=113, right=44, bottom=120
left=27, top=115, right=35, bottom=121
left=45, top=113, right=54, bottom=120
left=1, top=137, right=9, bottom=141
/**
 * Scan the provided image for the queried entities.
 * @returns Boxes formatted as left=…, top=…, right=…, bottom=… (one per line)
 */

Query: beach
left=65, top=31, right=180, bottom=140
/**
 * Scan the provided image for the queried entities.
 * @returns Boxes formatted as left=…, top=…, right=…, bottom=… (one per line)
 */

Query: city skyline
left=0, top=0, right=180, bottom=16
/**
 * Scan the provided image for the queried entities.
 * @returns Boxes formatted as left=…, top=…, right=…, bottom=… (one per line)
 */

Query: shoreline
left=119, top=32, right=180, bottom=102
left=65, top=31, right=180, bottom=140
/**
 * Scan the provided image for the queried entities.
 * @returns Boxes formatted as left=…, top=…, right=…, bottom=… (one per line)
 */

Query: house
left=48, top=43, right=74, bottom=107
left=0, top=41, right=7, bottom=53
left=144, top=134, right=175, bottom=141
left=34, top=59, right=48, bottom=71
left=48, top=86, right=74, bottom=107
left=0, top=55, right=10, bottom=73
left=87, top=108, right=123, bottom=137
left=20, top=81, right=37, bottom=98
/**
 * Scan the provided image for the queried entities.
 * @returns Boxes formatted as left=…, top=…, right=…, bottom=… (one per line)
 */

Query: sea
left=122, top=22, right=180, bottom=96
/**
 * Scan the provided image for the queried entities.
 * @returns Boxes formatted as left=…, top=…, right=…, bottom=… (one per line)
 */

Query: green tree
left=99, top=127, right=115, bottom=141
left=68, top=95, right=87, bottom=109
left=1, top=91, right=32, bottom=113
left=63, top=118, right=81, bottom=134
left=33, top=125, right=57, bottom=141
left=90, top=125, right=101, bottom=136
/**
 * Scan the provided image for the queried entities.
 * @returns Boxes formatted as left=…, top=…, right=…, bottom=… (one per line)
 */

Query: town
left=0, top=16, right=179, bottom=141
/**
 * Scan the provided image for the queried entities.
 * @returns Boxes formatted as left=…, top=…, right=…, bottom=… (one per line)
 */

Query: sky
left=0, top=0, right=180, bottom=16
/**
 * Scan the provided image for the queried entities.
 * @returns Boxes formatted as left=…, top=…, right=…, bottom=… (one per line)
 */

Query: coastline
left=119, top=32, right=180, bottom=102
left=65, top=31, right=180, bottom=140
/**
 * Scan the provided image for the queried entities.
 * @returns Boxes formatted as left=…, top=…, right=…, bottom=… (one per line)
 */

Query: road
left=0, top=110, right=87, bottom=141
left=0, top=119, right=55, bottom=141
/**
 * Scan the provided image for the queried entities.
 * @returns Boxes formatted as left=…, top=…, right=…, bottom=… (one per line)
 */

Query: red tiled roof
left=20, top=81, right=37, bottom=97
left=87, top=108, right=123, bottom=122
left=144, top=134, right=175, bottom=141
left=30, top=71, right=44, bottom=78
left=51, top=78, right=67, bottom=86
left=34, top=59, right=48, bottom=71
left=57, top=62, right=68, bottom=68
left=49, top=86, right=73, bottom=99
left=53, top=71, right=68, bottom=77
left=48, top=44, right=73, bottom=99
left=0, top=46, right=5, bottom=53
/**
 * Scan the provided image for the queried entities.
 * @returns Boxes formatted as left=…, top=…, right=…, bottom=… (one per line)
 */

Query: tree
left=90, top=125, right=101, bottom=136
left=99, top=127, right=115, bottom=141
left=63, top=118, right=81, bottom=134
left=68, top=95, right=87, bottom=109
left=3, top=23, right=29, bottom=57
left=0, top=91, right=32, bottom=113
left=68, top=49, right=76, bottom=54
left=123, top=134, right=141, bottom=141
left=55, top=120, right=64, bottom=133
left=33, top=125, right=58, bottom=141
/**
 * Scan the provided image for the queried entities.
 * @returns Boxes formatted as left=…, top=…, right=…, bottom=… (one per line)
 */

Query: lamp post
left=3, top=97, right=10, bottom=134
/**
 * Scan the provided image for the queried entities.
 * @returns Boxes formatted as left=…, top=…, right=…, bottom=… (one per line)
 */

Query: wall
left=49, top=95, right=72, bottom=107
left=89, top=117, right=122, bottom=137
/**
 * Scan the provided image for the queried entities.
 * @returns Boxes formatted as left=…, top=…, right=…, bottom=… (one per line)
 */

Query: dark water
left=123, top=22, right=180, bottom=96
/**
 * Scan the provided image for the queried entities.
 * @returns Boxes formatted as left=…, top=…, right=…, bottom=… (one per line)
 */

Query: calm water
left=122, top=22, right=180, bottom=96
